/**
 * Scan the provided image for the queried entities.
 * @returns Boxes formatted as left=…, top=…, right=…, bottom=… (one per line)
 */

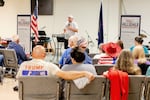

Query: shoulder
left=61, top=64, right=72, bottom=70
left=63, top=48, right=72, bottom=55
left=84, top=64, right=94, bottom=67
left=133, top=65, right=142, bottom=75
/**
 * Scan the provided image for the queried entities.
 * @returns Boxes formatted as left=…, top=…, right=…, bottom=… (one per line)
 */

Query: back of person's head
left=101, top=42, right=122, bottom=58
left=132, top=45, right=146, bottom=63
left=135, top=36, right=143, bottom=45
left=12, top=34, right=19, bottom=43
left=115, top=49, right=135, bottom=73
left=70, top=47, right=85, bottom=63
left=68, top=35, right=78, bottom=48
left=116, top=40, right=124, bottom=49
left=32, top=45, right=46, bottom=59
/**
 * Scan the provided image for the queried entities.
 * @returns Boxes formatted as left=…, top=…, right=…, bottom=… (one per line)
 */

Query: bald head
left=32, top=45, right=46, bottom=59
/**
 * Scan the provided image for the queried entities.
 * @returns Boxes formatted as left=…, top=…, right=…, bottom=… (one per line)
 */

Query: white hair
left=12, top=34, right=19, bottom=42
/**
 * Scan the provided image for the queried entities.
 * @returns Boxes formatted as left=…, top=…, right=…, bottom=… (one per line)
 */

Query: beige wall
left=0, top=0, right=150, bottom=52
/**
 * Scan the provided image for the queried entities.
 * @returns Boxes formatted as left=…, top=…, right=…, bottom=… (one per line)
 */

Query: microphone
left=68, top=23, right=70, bottom=26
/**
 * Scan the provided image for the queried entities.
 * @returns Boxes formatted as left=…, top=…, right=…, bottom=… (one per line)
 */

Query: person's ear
left=42, top=52, right=46, bottom=58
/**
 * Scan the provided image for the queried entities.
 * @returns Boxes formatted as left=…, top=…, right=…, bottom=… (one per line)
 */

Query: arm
left=18, top=45, right=27, bottom=61
left=56, top=70, right=95, bottom=81
left=67, top=26, right=78, bottom=32
left=64, top=22, right=78, bottom=33
left=59, top=49, right=69, bottom=67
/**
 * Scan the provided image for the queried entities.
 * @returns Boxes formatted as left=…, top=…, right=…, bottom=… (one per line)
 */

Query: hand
left=67, top=26, right=72, bottom=30
left=85, top=71, right=95, bottom=82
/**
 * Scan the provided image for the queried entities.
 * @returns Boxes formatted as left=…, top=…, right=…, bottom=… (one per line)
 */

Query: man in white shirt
left=63, top=15, right=78, bottom=49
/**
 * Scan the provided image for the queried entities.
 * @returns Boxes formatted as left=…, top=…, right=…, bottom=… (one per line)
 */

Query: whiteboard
left=120, top=15, right=141, bottom=49
left=17, top=15, right=31, bottom=54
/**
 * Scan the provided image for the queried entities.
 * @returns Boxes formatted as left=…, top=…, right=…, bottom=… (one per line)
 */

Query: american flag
left=31, top=0, right=39, bottom=43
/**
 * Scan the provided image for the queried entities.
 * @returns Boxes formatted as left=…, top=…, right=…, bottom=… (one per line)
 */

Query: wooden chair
left=18, top=76, right=61, bottom=100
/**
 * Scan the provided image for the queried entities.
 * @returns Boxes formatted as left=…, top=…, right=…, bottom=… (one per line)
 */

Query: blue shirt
left=130, top=45, right=149, bottom=54
left=7, top=42, right=27, bottom=64
left=59, top=48, right=92, bottom=67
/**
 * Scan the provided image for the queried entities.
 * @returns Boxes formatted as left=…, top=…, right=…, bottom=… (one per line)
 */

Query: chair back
left=18, top=76, right=61, bottom=100
left=94, top=64, right=113, bottom=75
left=128, top=75, right=146, bottom=100
left=0, top=49, right=18, bottom=77
left=92, top=59, right=99, bottom=64
left=88, top=53, right=98, bottom=58
left=145, top=76, right=150, bottom=100
left=0, top=49, right=18, bottom=68
left=64, top=75, right=107, bottom=100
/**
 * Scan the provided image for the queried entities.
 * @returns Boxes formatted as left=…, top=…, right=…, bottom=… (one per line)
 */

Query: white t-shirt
left=16, top=59, right=60, bottom=78
left=64, top=21, right=78, bottom=39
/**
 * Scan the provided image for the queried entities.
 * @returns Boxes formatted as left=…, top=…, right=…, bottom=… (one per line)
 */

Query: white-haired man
left=7, top=34, right=27, bottom=64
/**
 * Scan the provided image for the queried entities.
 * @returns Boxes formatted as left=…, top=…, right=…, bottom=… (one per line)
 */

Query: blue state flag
left=98, top=2, right=104, bottom=46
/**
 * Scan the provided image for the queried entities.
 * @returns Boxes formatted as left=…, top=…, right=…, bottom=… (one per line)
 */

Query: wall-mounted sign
left=120, top=15, right=141, bottom=48
left=17, top=15, right=31, bottom=54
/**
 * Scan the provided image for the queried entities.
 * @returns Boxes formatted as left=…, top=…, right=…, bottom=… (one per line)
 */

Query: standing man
left=63, top=15, right=78, bottom=49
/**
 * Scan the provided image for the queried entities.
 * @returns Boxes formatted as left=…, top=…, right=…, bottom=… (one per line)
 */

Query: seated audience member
left=0, top=36, right=5, bottom=48
left=59, top=37, right=92, bottom=67
left=0, top=36, right=5, bottom=66
left=146, top=66, right=150, bottom=76
left=59, top=35, right=78, bottom=67
left=62, top=47, right=97, bottom=74
left=130, top=36, right=149, bottom=54
left=16, top=45, right=94, bottom=81
left=93, top=43, right=106, bottom=59
left=114, top=49, right=141, bottom=75
left=61, top=47, right=97, bottom=89
left=7, top=34, right=28, bottom=64
left=132, top=45, right=150, bottom=75
left=76, top=37, right=92, bottom=63
left=116, top=40, right=124, bottom=49
left=0, top=54, right=3, bottom=67
left=98, top=42, right=122, bottom=64
left=102, top=50, right=134, bottom=100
